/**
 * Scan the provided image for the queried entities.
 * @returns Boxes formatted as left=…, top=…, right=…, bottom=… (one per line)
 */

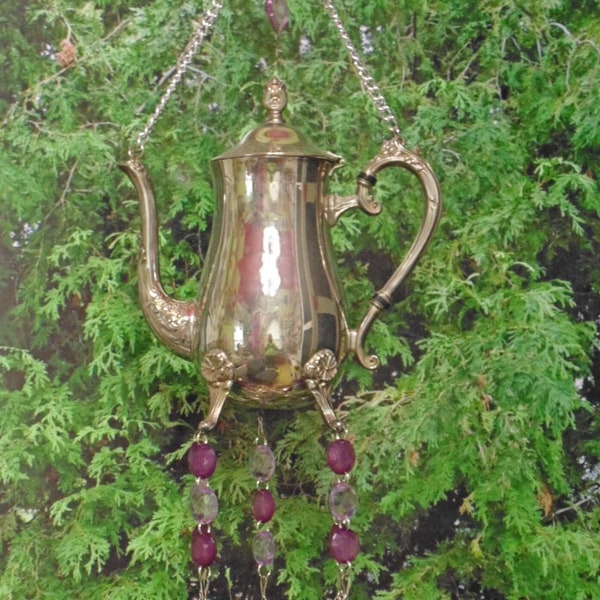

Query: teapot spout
left=120, top=159, right=195, bottom=358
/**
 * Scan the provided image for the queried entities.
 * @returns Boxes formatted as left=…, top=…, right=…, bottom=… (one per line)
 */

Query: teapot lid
left=214, top=78, right=341, bottom=163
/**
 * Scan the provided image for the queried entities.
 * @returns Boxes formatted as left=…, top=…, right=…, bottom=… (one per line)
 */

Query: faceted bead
left=188, top=442, right=217, bottom=479
left=252, top=530, right=276, bottom=566
left=252, top=489, right=276, bottom=523
left=329, top=482, right=357, bottom=522
left=329, top=525, right=360, bottom=564
left=250, top=445, right=276, bottom=482
left=190, top=480, right=219, bottom=524
left=327, top=439, right=356, bottom=475
left=191, top=527, right=217, bottom=567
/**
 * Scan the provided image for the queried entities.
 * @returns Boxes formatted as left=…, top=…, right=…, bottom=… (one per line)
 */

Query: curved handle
left=345, top=138, right=442, bottom=370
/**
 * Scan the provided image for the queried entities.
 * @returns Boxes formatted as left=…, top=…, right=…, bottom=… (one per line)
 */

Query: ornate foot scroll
left=302, top=349, right=344, bottom=433
left=198, top=349, right=235, bottom=433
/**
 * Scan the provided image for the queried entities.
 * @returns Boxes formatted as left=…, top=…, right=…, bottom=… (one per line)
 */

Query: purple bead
left=329, top=482, right=357, bottom=522
left=191, top=527, right=217, bottom=567
left=329, top=525, right=360, bottom=564
left=252, top=530, right=276, bottom=566
left=252, top=489, right=276, bottom=523
left=190, top=480, right=219, bottom=524
left=265, top=0, right=290, bottom=35
left=327, top=439, right=356, bottom=475
left=188, top=442, right=217, bottom=479
left=250, top=445, right=276, bottom=482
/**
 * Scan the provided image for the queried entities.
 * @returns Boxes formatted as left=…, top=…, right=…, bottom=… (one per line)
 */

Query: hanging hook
left=256, top=414, right=268, bottom=446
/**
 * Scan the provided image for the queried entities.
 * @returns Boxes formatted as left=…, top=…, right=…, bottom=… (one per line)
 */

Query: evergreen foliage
left=1, top=1, right=600, bottom=598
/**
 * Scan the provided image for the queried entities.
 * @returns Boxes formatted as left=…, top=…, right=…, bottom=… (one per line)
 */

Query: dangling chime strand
left=189, top=432, right=219, bottom=599
left=327, top=431, right=359, bottom=600
left=250, top=416, right=277, bottom=598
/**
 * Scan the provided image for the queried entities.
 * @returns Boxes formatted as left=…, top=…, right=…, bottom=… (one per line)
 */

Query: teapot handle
left=332, top=138, right=442, bottom=370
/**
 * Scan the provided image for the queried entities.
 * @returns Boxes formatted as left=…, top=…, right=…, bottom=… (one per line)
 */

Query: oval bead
left=327, top=439, right=356, bottom=475
left=329, top=482, right=357, bottom=522
left=188, top=442, right=217, bottom=479
left=252, top=489, right=276, bottom=523
left=191, top=528, right=217, bottom=567
left=252, top=530, right=276, bottom=566
left=329, top=525, right=360, bottom=564
left=190, top=480, right=219, bottom=524
left=250, top=445, right=276, bottom=482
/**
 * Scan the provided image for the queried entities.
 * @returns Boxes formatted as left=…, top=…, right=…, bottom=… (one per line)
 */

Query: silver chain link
left=322, top=0, right=402, bottom=139
left=131, top=0, right=400, bottom=148
left=131, top=0, right=225, bottom=156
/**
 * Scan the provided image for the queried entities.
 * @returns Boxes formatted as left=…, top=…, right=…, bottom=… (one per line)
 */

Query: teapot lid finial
left=214, top=78, right=340, bottom=162
left=263, top=78, right=287, bottom=124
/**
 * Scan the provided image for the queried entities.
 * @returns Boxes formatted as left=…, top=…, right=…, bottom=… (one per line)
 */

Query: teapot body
left=194, top=154, right=347, bottom=406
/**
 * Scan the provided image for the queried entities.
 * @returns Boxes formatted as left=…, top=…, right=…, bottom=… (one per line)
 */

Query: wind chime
left=121, top=1, right=441, bottom=598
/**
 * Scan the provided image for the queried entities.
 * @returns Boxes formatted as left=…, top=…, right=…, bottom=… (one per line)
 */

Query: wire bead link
left=197, top=566, right=212, bottom=600
left=259, top=564, right=273, bottom=600
left=334, top=563, right=353, bottom=600
left=322, top=0, right=402, bottom=139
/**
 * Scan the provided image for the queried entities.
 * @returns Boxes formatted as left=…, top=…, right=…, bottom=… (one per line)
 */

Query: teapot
left=121, top=78, right=441, bottom=433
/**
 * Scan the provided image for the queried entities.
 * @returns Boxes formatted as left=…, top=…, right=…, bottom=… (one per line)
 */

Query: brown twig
left=57, top=161, right=78, bottom=207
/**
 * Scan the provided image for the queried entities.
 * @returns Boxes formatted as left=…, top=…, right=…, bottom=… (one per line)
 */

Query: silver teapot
left=121, top=78, right=441, bottom=432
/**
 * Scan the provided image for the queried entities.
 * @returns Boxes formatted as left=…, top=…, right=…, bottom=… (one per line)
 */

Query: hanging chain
left=322, top=0, right=402, bottom=140
left=130, top=0, right=225, bottom=156
left=130, top=0, right=399, bottom=151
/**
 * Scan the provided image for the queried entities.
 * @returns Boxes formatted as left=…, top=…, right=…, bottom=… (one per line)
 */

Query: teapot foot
left=198, top=349, right=235, bottom=433
left=303, top=349, right=345, bottom=433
